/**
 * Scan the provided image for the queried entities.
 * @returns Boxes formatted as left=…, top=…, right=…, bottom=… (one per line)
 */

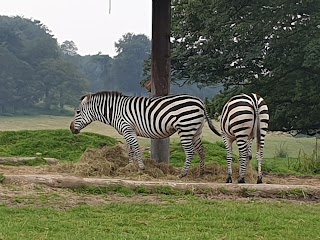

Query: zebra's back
left=120, top=94, right=206, bottom=139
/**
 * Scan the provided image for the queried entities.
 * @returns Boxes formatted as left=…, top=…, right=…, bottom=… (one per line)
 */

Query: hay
left=51, top=144, right=258, bottom=183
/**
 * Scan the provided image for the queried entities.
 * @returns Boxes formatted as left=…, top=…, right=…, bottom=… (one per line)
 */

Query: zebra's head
left=70, top=94, right=95, bottom=134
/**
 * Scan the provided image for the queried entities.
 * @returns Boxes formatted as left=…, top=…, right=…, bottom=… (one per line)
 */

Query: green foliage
left=172, top=0, right=320, bottom=132
left=112, top=33, right=151, bottom=95
left=64, top=53, right=113, bottom=92
left=0, top=130, right=117, bottom=161
left=0, top=16, right=90, bottom=115
left=294, top=150, right=320, bottom=174
left=253, top=152, right=320, bottom=175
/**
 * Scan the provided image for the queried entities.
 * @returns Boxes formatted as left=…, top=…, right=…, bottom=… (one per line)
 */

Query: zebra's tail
left=253, top=99, right=262, bottom=150
left=204, top=109, right=221, bottom=137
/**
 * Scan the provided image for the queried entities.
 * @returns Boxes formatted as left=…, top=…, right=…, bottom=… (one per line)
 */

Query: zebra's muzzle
left=70, top=121, right=80, bottom=134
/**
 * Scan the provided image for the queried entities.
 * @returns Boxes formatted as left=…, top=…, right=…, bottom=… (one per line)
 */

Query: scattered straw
left=51, top=144, right=258, bottom=183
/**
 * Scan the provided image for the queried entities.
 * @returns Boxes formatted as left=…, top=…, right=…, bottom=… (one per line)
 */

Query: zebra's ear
left=80, top=94, right=91, bottom=104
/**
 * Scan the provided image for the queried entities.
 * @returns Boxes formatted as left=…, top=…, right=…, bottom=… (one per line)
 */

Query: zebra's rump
left=220, top=93, right=268, bottom=139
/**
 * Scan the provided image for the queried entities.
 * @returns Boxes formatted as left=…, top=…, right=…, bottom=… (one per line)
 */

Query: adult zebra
left=70, top=91, right=221, bottom=178
left=220, top=93, right=269, bottom=184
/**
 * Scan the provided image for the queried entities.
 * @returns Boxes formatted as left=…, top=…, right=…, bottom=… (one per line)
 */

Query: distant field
left=0, top=115, right=317, bottom=159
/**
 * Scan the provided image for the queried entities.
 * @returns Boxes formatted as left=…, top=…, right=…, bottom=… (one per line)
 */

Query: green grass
left=143, top=140, right=227, bottom=168
left=0, top=115, right=318, bottom=158
left=0, top=157, right=49, bottom=166
left=0, top=129, right=117, bottom=161
left=0, top=199, right=319, bottom=240
left=0, top=128, right=319, bottom=175
left=170, top=140, right=227, bottom=167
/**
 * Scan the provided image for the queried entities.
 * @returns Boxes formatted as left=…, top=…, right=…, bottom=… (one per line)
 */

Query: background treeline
left=0, top=15, right=220, bottom=116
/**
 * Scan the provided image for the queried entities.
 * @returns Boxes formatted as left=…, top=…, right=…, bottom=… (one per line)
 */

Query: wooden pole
left=151, top=0, right=171, bottom=163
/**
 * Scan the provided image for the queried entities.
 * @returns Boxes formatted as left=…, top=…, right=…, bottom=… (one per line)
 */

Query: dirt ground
left=1, top=145, right=320, bottom=207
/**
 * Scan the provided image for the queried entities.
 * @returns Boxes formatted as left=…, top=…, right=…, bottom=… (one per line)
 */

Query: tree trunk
left=151, top=0, right=171, bottom=164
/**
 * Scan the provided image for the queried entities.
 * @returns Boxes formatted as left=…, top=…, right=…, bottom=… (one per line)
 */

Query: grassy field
left=0, top=116, right=319, bottom=240
left=0, top=195, right=320, bottom=240
left=0, top=129, right=117, bottom=161
left=0, top=115, right=318, bottom=159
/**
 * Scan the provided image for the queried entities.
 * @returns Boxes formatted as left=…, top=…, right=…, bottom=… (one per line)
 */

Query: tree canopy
left=0, top=16, right=88, bottom=114
left=171, top=0, right=320, bottom=133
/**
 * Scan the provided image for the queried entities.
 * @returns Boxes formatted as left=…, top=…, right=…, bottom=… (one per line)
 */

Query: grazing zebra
left=220, top=93, right=269, bottom=184
left=70, top=91, right=221, bottom=178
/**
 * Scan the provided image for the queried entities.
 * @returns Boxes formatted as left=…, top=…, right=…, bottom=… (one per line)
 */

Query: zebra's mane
left=93, top=91, right=124, bottom=97
left=80, top=91, right=124, bottom=101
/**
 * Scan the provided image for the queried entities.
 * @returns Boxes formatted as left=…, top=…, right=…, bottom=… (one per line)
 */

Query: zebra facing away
left=220, top=93, right=269, bottom=184
left=70, top=91, right=221, bottom=178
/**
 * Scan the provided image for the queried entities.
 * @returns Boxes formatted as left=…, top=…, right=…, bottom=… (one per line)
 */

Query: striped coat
left=70, top=91, right=220, bottom=177
left=220, top=93, right=269, bottom=183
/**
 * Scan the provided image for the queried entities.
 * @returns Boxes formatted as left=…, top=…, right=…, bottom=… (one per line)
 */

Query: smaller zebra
left=220, top=93, right=269, bottom=184
left=70, top=91, right=221, bottom=178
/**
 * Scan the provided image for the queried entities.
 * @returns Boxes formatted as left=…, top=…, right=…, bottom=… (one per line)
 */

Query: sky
left=0, top=0, right=152, bottom=57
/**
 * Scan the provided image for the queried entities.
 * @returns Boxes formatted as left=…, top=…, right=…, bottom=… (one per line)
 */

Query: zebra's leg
left=193, top=136, right=206, bottom=176
left=178, top=137, right=195, bottom=178
left=248, top=139, right=253, bottom=161
left=122, top=129, right=145, bottom=170
left=256, top=140, right=265, bottom=184
left=223, top=135, right=233, bottom=183
left=237, top=139, right=249, bottom=183
left=128, top=146, right=134, bottom=164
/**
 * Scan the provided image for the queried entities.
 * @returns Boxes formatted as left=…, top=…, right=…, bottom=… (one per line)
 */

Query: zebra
left=70, top=91, right=221, bottom=178
left=220, top=93, right=269, bottom=184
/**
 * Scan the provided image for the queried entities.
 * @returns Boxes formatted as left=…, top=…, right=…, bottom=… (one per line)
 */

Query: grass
left=0, top=157, right=48, bottom=166
left=143, top=140, right=227, bottom=168
left=71, top=185, right=194, bottom=196
left=0, top=129, right=117, bottom=161
left=0, top=127, right=318, bottom=175
left=0, top=199, right=319, bottom=240
left=0, top=115, right=318, bottom=159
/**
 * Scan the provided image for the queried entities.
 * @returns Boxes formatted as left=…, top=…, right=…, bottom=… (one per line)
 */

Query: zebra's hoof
left=177, top=172, right=187, bottom=178
left=257, top=177, right=263, bottom=184
left=226, top=177, right=232, bottom=183
left=139, top=165, right=145, bottom=171
left=238, top=178, right=245, bottom=184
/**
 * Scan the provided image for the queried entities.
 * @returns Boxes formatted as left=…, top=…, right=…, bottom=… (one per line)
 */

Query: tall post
left=151, top=0, right=171, bottom=163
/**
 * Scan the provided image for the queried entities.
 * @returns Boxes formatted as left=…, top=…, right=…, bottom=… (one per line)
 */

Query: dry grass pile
left=52, top=144, right=258, bottom=183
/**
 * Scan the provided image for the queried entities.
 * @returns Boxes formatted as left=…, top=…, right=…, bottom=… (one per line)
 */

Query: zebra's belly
left=135, top=127, right=176, bottom=139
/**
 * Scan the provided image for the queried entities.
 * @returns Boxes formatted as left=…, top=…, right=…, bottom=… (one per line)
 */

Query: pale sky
left=0, top=0, right=152, bottom=57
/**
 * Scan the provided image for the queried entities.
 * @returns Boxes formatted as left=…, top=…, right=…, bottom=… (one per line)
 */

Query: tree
left=112, top=33, right=151, bottom=95
left=0, top=46, right=36, bottom=113
left=171, top=0, right=320, bottom=133
left=36, top=59, right=88, bottom=111
left=64, top=53, right=113, bottom=92
left=0, top=16, right=89, bottom=114
left=60, top=40, right=78, bottom=56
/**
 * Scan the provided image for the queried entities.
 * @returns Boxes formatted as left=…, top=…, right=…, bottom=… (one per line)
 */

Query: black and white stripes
left=220, top=93, right=269, bottom=183
left=70, top=91, right=220, bottom=178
